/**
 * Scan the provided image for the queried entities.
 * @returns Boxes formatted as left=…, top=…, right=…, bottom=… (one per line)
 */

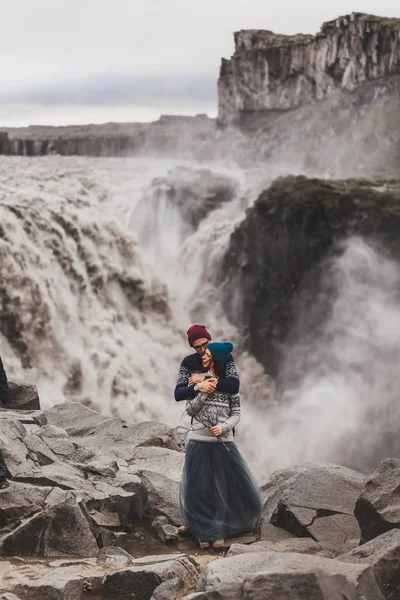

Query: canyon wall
left=218, top=12, right=400, bottom=124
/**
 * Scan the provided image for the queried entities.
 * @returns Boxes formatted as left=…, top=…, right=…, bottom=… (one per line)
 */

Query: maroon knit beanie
left=187, top=324, right=212, bottom=347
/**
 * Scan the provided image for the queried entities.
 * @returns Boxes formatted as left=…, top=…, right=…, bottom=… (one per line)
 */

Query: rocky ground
left=0, top=389, right=400, bottom=598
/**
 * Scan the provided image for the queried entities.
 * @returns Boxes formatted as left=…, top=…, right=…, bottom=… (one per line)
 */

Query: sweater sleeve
left=0, top=357, right=11, bottom=406
left=215, top=358, right=240, bottom=394
left=221, top=393, right=241, bottom=434
left=174, top=361, right=197, bottom=402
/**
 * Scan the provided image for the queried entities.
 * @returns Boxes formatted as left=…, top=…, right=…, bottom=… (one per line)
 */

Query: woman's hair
left=207, top=342, right=234, bottom=378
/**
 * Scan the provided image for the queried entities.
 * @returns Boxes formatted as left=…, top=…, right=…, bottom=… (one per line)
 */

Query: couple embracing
left=174, top=324, right=261, bottom=550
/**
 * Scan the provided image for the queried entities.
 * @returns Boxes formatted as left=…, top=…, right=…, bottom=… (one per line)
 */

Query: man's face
left=192, top=337, right=209, bottom=357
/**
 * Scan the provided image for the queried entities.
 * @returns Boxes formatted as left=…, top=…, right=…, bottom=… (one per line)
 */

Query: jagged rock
left=22, top=433, right=58, bottom=465
left=18, top=461, right=95, bottom=491
left=261, top=462, right=363, bottom=552
left=0, top=419, right=36, bottom=478
left=103, top=554, right=198, bottom=600
left=0, top=500, right=99, bottom=558
left=0, top=482, right=53, bottom=526
left=151, top=577, right=182, bottom=600
left=74, top=457, right=119, bottom=477
left=7, top=381, right=40, bottom=411
left=259, top=522, right=296, bottom=542
left=140, top=470, right=181, bottom=525
left=152, top=516, right=178, bottom=543
left=45, top=402, right=110, bottom=436
left=227, top=538, right=334, bottom=558
left=129, top=447, right=184, bottom=482
left=196, top=551, right=384, bottom=600
left=355, top=457, right=400, bottom=543
left=339, top=529, right=400, bottom=599
left=0, top=559, right=103, bottom=600
left=96, top=546, right=133, bottom=569
left=46, top=403, right=181, bottom=458
left=84, top=486, right=144, bottom=527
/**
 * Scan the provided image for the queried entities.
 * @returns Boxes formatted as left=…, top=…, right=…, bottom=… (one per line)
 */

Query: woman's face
left=202, top=348, right=213, bottom=369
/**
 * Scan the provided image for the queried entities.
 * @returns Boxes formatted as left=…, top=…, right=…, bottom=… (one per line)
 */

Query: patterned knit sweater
left=174, top=352, right=240, bottom=402
left=185, top=374, right=241, bottom=443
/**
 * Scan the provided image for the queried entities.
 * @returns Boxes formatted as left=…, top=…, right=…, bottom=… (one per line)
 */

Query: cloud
left=0, top=73, right=217, bottom=106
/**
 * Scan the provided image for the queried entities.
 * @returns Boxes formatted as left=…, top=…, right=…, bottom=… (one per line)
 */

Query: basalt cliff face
left=0, top=114, right=216, bottom=160
left=221, top=176, right=400, bottom=377
left=218, top=13, right=400, bottom=124
left=217, top=13, right=400, bottom=175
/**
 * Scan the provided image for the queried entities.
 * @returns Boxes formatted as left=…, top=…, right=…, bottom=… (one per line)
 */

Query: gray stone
left=339, top=529, right=400, bottom=598
left=96, top=546, right=133, bottom=569
left=103, top=555, right=198, bottom=600
left=152, top=516, right=178, bottom=543
left=0, top=418, right=36, bottom=478
left=43, top=501, right=99, bottom=557
left=150, top=577, right=182, bottom=600
left=198, top=552, right=384, bottom=600
left=23, top=433, right=58, bottom=465
left=74, top=457, right=119, bottom=477
left=0, top=482, right=52, bottom=525
left=37, top=424, right=69, bottom=439
left=7, top=380, right=40, bottom=411
left=227, top=538, right=334, bottom=558
left=19, top=462, right=95, bottom=491
left=0, top=512, right=46, bottom=556
left=262, top=462, right=363, bottom=552
left=0, top=500, right=99, bottom=558
left=259, top=522, right=296, bottom=542
left=45, top=402, right=109, bottom=436
left=355, top=457, right=400, bottom=544
left=129, top=446, right=184, bottom=482
left=140, top=470, right=181, bottom=525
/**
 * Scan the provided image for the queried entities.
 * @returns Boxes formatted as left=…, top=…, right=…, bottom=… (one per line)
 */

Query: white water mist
left=249, top=237, right=400, bottom=477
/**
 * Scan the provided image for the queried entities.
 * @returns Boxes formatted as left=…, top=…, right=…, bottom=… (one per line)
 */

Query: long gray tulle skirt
left=180, top=440, right=262, bottom=543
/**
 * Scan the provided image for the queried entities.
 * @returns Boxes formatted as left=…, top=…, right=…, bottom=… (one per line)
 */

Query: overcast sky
left=1, top=0, right=399, bottom=125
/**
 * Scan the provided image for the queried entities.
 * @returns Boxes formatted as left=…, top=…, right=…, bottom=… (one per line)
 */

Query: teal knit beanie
left=207, top=342, right=234, bottom=366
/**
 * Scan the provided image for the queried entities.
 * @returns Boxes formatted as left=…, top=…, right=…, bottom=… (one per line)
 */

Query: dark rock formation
left=355, top=457, right=400, bottom=544
left=219, top=13, right=400, bottom=123
left=221, top=175, right=400, bottom=376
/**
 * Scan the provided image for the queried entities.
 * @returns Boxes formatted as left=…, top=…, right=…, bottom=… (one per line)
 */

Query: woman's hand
left=197, top=378, right=217, bottom=394
left=189, top=374, right=205, bottom=385
left=210, top=425, right=223, bottom=436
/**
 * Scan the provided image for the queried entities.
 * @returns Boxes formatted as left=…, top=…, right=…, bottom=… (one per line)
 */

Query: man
left=0, top=356, right=11, bottom=489
left=174, top=324, right=240, bottom=402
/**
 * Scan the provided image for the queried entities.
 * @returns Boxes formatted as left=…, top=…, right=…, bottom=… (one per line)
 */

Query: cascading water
left=2, top=154, right=397, bottom=480
left=0, top=155, right=271, bottom=449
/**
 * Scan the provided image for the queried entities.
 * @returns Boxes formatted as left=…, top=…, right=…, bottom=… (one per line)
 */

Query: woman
left=179, top=341, right=261, bottom=549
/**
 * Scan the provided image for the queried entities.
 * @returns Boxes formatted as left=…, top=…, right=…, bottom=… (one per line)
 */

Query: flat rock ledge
left=0, top=401, right=399, bottom=599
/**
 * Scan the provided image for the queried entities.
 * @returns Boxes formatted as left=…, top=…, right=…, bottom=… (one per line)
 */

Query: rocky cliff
left=221, top=175, right=400, bottom=377
left=218, top=13, right=400, bottom=124
left=216, top=13, right=400, bottom=175
left=0, top=114, right=216, bottom=159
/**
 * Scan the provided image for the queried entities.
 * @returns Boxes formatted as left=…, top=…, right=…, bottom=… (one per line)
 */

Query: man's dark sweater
left=174, top=352, right=240, bottom=402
